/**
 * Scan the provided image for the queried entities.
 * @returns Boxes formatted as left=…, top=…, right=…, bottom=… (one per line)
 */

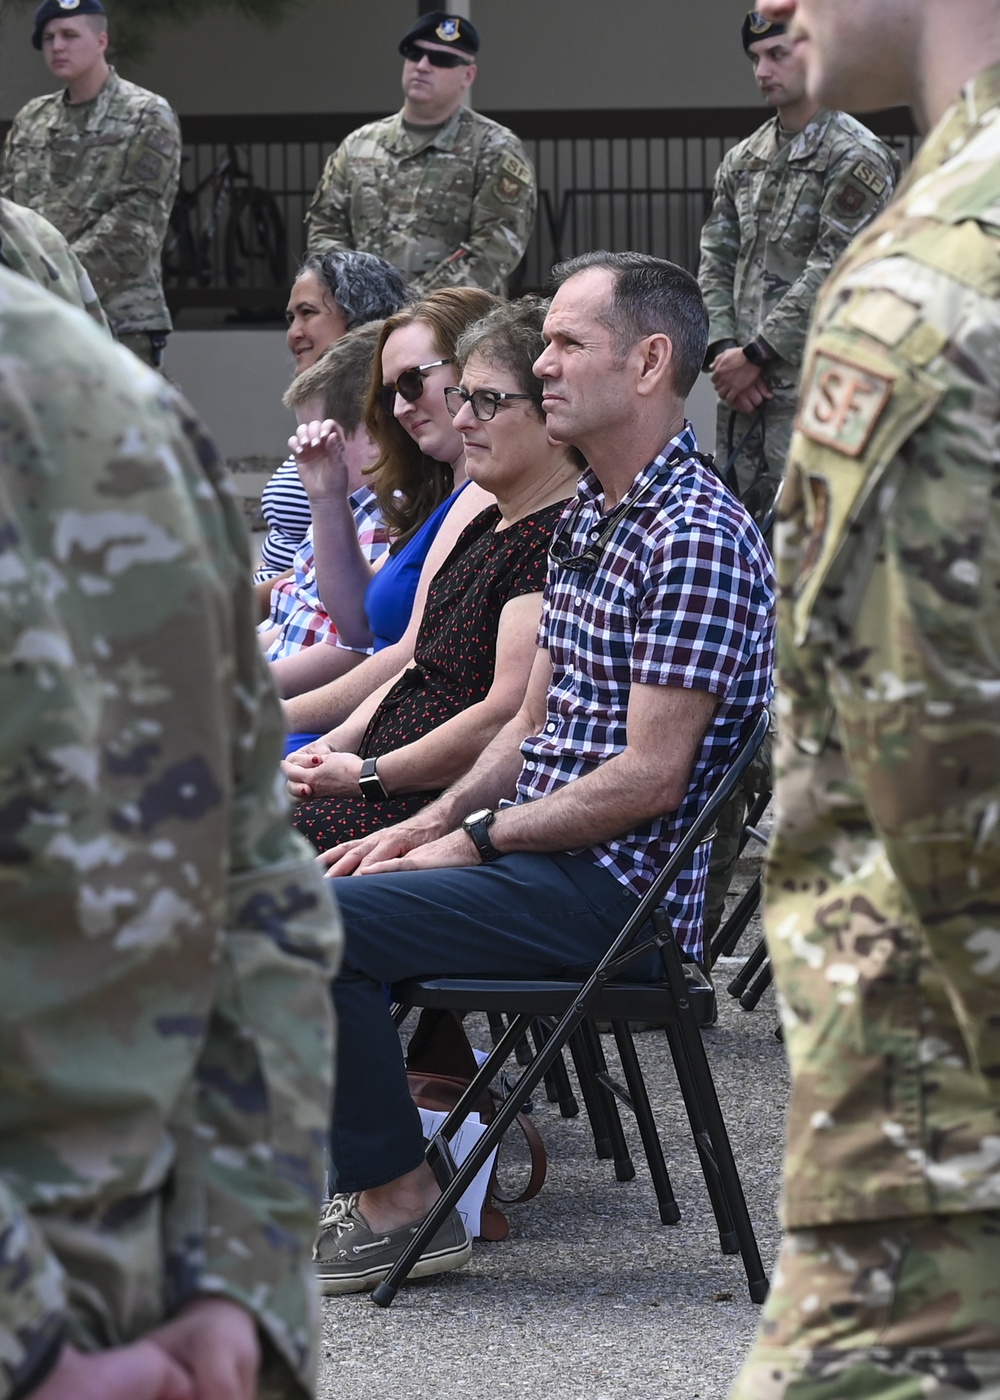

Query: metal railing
left=2, top=108, right=919, bottom=320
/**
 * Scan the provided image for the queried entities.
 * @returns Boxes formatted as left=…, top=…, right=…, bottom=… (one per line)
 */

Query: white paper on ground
left=418, top=1108, right=498, bottom=1239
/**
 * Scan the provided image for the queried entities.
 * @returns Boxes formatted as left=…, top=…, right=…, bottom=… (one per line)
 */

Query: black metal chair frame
left=378, top=710, right=771, bottom=1307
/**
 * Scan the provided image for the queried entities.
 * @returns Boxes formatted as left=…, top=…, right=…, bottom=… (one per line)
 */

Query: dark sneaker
left=314, top=1193, right=472, bottom=1296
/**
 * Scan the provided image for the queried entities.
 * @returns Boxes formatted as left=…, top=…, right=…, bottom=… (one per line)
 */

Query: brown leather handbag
left=405, top=1009, right=547, bottom=1242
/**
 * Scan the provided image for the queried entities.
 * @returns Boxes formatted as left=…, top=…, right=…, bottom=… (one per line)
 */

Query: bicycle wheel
left=223, top=186, right=287, bottom=288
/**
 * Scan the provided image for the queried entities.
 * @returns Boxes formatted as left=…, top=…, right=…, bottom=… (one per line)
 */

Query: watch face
left=464, top=808, right=492, bottom=827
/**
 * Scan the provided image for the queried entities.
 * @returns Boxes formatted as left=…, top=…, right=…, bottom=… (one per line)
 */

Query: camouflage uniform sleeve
left=158, top=401, right=342, bottom=1397
left=0, top=200, right=110, bottom=333
left=413, top=129, right=535, bottom=293
left=0, top=1185, right=67, bottom=1400
left=758, top=144, right=897, bottom=366
left=71, top=100, right=181, bottom=304
left=788, top=253, right=1000, bottom=1069
left=0, top=121, right=20, bottom=202
left=304, top=145, right=355, bottom=255
left=697, top=149, right=741, bottom=349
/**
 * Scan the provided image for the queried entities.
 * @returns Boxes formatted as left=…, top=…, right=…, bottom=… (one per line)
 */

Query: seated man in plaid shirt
left=312, top=251, right=776, bottom=1296
left=259, top=322, right=388, bottom=675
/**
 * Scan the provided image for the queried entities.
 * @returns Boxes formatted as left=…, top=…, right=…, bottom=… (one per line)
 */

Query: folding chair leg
left=610, top=1021, right=681, bottom=1224
left=570, top=1022, right=635, bottom=1181
left=663, top=1019, right=739, bottom=1251
left=660, top=946, right=769, bottom=1303
left=530, top=1019, right=580, bottom=1117
left=709, top=875, right=762, bottom=966
left=726, top=936, right=769, bottom=1001
left=739, top=959, right=773, bottom=1011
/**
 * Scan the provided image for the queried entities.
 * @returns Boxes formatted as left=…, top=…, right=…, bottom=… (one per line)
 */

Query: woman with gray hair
left=254, top=251, right=412, bottom=590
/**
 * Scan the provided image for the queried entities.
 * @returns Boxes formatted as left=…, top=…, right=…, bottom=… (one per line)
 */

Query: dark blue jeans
left=329, top=852, right=641, bottom=1193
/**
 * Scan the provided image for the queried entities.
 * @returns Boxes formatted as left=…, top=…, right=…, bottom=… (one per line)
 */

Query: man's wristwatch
left=742, top=337, right=774, bottom=368
left=358, top=756, right=388, bottom=802
left=462, top=808, right=503, bottom=864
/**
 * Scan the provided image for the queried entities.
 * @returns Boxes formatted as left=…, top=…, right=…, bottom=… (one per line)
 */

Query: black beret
left=399, top=11, right=480, bottom=58
left=741, top=10, right=787, bottom=52
left=33, top=0, right=106, bottom=49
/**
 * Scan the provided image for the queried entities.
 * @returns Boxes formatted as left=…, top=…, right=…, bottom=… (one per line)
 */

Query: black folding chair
left=378, top=710, right=771, bottom=1307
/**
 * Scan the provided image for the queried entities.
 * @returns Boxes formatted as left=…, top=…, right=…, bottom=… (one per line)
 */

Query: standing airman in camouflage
left=729, top=0, right=1000, bottom=1397
left=306, top=11, right=535, bottom=295
left=698, top=11, right=898, bottom=522
left=0, top=264, right=341, bottom=1398
left=0, top=0, right=181, bottom=368
left=0, top=195, right=108, bottom=330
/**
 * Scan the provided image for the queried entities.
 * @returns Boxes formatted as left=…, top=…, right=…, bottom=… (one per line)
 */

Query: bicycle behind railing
left=162, top=142, right=288, bottom=315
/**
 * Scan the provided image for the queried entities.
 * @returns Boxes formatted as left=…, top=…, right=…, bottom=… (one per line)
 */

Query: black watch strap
left=462, top=809, right=502, bottom=864
left=358, top=756, right=388, bottom=802
left=742, top=336, right=774, bottom=367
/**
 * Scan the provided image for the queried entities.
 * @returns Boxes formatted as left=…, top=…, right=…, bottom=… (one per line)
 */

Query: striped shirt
left=514, top=423, right=774, bottom=960
left=253, top=456, right=313, bottom=583
left=262, top=487, right=388, bottom=660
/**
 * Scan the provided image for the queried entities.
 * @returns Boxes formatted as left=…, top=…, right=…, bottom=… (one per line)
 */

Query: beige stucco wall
left=0, top=0, right=761, bottom=118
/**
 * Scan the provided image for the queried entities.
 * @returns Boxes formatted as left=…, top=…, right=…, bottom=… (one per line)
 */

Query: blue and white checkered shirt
left=514, top=423, right=774, bottom=960
left=262, top=487, right=388, bottom=661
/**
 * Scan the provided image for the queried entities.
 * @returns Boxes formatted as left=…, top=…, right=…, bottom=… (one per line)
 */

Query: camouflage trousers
left=703, top=717, right=773, bottom=948
left=716, top=399, right=795, bottom=525
left=730, top=1213, right=1000, bottom=1400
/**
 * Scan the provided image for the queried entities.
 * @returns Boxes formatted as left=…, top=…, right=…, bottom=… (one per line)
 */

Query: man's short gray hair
left=296, top=250, right=413, bottom=330
left=550, top=251, right=709, bottom=397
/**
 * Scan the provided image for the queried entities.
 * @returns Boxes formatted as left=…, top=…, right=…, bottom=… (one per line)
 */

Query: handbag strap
left=407, top=1069, right=547, bottom=1204
left=489, top=1106, right=547, bottom=1204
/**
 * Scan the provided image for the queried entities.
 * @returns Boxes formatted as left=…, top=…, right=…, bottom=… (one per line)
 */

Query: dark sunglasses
left=547, top=496, right=635, bottom=574
left=401, top=40, right=474, bottom=68
left=443, top=386, right=533, bottom=422
left=548, top=442, right=695, bottom=573
left=379, top=358, right=453, bottom=412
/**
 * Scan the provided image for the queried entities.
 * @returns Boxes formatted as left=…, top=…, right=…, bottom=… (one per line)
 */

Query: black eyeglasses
left=443, top=386, right=533, bottom=422
left=401, top=40, right=474, bottom=68
left=379, top=358, right=453, bottom=411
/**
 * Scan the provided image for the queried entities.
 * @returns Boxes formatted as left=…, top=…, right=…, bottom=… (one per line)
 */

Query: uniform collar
left=913, top=59, right=1000, bottom=176
left=385, top=103, right=468, bottom=155
left=748, top=107, right=833, bottom=163
left=61, top=65, right=120, bottom=117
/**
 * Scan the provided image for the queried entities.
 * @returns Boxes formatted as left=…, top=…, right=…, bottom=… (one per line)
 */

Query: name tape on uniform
left=798, top=350, right=893, bottom=458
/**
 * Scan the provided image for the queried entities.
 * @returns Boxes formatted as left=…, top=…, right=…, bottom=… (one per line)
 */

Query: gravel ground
left=317, top=837, right=789, bottom=1400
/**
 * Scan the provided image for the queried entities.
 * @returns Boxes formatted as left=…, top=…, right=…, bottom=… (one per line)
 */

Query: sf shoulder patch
left=851, top=160, right=888, bottom=197
left=494, top=151, right=532, bottom=204
left=797, top=350, right=893, bottom=458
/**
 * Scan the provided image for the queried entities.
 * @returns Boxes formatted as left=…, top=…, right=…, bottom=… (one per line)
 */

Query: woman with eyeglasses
left=282, top=297, right=581, bottom=855
left=268, top=286, right=499, bottom=705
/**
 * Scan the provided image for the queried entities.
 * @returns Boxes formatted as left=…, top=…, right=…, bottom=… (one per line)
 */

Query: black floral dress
left=292, top=500, right=567, bottom=851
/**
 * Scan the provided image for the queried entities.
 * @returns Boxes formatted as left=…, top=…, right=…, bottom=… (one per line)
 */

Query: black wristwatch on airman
left=462, top=808, right=503, bottom=864
left=358, top=756, right=388, bottom=802
left=742, top=336, right=775, bottom=367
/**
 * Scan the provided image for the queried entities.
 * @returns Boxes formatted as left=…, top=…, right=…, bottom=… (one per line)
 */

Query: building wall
left=0, top=0, right=761, bottom=119
left=167, top=328, right=720, bottom=470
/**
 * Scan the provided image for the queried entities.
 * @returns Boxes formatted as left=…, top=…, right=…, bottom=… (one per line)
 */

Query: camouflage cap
left=32, top=0, right=106, bottom=49
left=399, top=11, right=480, bottom=57
left=741, top=10, right=787, bottom=52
